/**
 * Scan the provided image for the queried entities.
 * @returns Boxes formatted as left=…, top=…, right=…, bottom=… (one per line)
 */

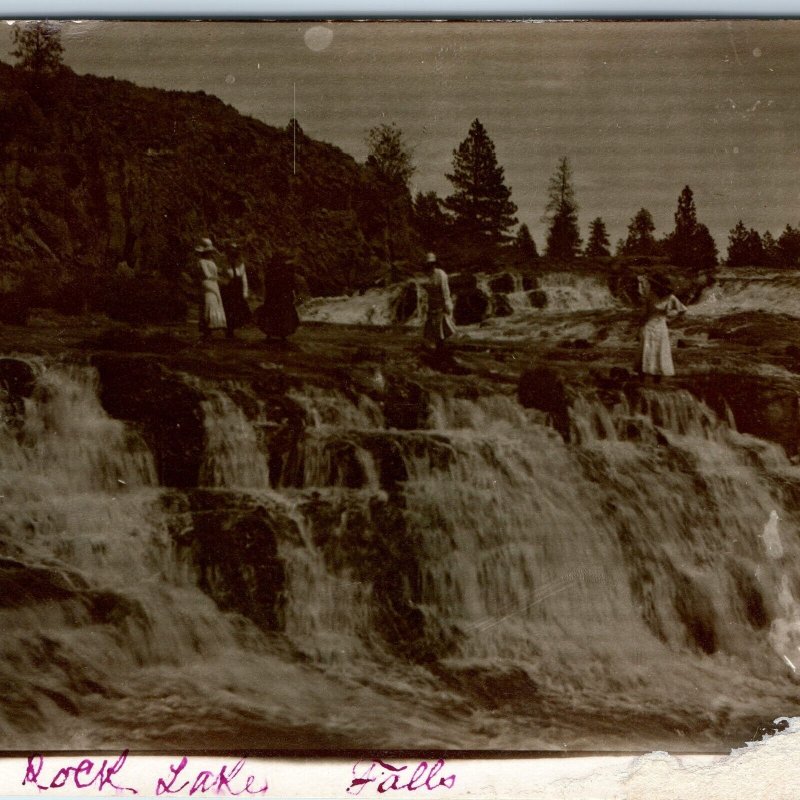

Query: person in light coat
left=422, top=252, right=455, bottom=352
left=195, top=237, right=227, bottom=340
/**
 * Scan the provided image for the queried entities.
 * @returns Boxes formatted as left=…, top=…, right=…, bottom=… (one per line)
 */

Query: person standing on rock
left=219, top=242, right=251, bottom=338
left=195, top=237, right=227, bottom=340
left=423, top=252, right=455, bottom=353
left=255, top=250, right=300, bottom=345
left=637, top=274, right=687, bottom=383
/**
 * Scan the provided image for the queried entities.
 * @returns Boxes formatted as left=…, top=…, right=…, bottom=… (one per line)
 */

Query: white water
left=299, top=271, right=617, bottom=333
left=2, top=363, right=800, bottom=750
left=692, top=269, right=800, bottom=317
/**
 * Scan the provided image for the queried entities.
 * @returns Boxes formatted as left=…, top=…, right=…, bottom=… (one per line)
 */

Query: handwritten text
left=347, top=759, right=456, bottom=795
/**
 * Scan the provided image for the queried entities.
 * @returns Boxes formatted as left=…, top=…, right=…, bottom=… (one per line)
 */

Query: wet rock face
left=527, top=289, right=548, bottom=308
left=300, top=494, right=454, bottom=662
left=447, top=273, right=478, bottom=294
left=382, top=377, right=432, bottom=431
left=488, top=272, right=515, bottom=294
left=453, top=287, right=491, bottom=325
left=166, top=490, right=295, bottom=631
left=393, top=282, right=419, bottom=323
left=517, top=367, right=570, bottom=440
left=0, top=358, right=36, bottom=398
left=92, top=355, right=205, bottom=487
left=680, top=373, right=800, bottom=456
left=0, top=557, right=83, bottom=607
left=492, top=293, right=514, bottom=317
left=259, top=395, right=307, bottom=488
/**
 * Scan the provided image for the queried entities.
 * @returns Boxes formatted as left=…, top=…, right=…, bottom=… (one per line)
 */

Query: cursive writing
left=155, top=756, right=268, bottom=796
left=23, top=751, right=137, bottom=794
left=347, top=759, right=456, bottom=795
left=21, top=752, right=268, bottom=796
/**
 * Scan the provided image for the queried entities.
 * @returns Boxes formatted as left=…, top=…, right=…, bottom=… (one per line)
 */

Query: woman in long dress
left=255, top=251, right=300, bottom=343
left=195, top=237, right=227, bottom=339
left=219, top=242, right=251, bottom=338
left=423, top=252, right=456, bottom=352
left=637, top=274, right=687, bottom=381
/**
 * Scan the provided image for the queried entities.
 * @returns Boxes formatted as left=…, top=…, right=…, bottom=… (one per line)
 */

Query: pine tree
left=726, top=220, right=749, bottom=266
left=726, top=220, right=765, bottom=267
left=665, top=186, right=717, bottom=268
left=778, top=224, right=800, bottom=268
left=413, top=191, right=447, bottom=251
left=585, top=217, right=610, bottom=258
left=745, top=229, right=765, bottom=266
left=366, top=123, right=415, bottom=187
left=543, top=157, right=581, bottom=262
left=365, top=123, right=416, bottom=275
left=11, top=21, right=64, bottom=73
left=443, top=118, right=518, bottom=246
left=515, top=223, right=539, bottom=263
left=762, top=231, right=780, bottom=267
left=623, top=208, right=658, bottom=257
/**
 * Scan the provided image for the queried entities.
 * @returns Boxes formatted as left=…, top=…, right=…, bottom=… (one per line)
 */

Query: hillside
left=0, top=63, right=421, bottom=312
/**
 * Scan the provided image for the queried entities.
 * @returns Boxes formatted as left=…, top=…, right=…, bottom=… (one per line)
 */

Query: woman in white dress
left=195, top=237, right=227, bottom=340
left=637, top=274, right=687, bottom=381
left=422, top=252, right=456, bottom=352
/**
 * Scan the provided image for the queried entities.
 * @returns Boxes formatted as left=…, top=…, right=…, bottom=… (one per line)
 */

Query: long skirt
left=640, top=317, right=674, bottom=376
left=220, top=278, right=251, bottom=330
left=424, top=308, right=456, bottom=343
left=255, top=296, right=299, bottom=338
left=201, top=280, right=227, bottom=331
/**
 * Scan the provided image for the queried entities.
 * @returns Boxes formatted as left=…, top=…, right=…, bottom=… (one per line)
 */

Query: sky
left=8, top=20, right=800, bottom=251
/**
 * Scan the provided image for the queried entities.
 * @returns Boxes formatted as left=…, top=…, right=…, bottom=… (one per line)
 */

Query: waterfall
left=4, top=360, right=800, bottom=750
left=692, top=269, right=800, bottom=317
left=1, top=362, right=156, bottom=493
left=193, top=380, right=270, bottom=489
left=535, top=272, right=617, bottom=312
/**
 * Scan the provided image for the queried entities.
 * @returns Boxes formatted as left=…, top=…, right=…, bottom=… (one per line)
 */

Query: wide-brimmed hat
left=194, top=237, right=217, bottom=254
left=426, top=252, right=437, bottom=264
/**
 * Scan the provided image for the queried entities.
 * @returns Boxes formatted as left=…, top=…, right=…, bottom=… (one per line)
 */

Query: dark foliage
left=0, top=63, right=422, bottom=317
left=514, top=224, right=539, bottom=264
left=726, top=220, right=765, bottom=267
left=443, top=118, right=518, bottom=269
left=544, top=157, right=581, bottom=262
left=413, top=191, right=448, bottom=253
left=622, top=208, right=658, bottom=257
left=364, top=123, right=420, bottom=281
left=585, top=217, right=611, bottom=258
left=11, top=21, right=64, bottom=73
left=664, top=186, right=717, bottom=269
left=777, top=224, right=800, bottom=268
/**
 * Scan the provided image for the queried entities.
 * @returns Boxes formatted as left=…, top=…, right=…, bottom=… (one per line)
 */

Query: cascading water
left=692, top=269, right=800, bottom=317
left=2, top=358, right=800, bottom=750
left=297, top=271, right=617, bottom=336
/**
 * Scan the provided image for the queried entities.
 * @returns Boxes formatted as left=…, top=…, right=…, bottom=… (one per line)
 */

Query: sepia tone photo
left=2, top=19, right=800, bottom=754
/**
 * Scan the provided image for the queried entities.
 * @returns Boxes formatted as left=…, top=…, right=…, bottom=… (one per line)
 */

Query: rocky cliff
left=0, top=63, right=421, bottom=311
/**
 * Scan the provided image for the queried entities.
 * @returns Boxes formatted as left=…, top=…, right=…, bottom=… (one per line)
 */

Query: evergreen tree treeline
left=726, top=219, right=800, bottom=268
